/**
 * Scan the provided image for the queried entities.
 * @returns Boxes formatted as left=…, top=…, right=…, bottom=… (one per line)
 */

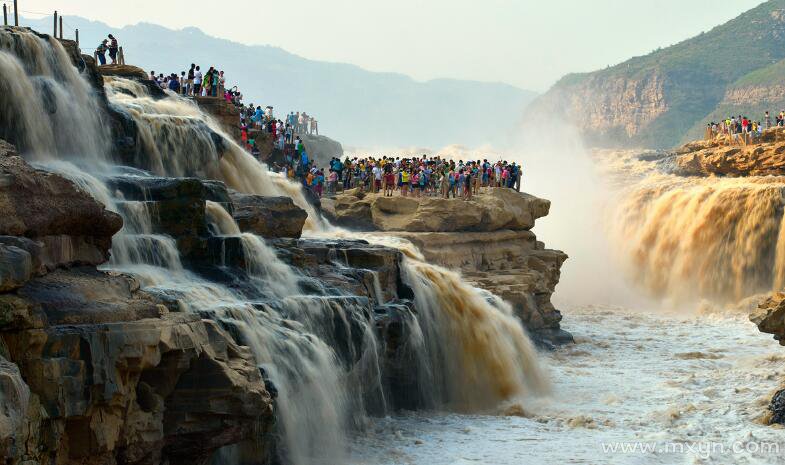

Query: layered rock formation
left=322, top=188, right=570, bottom=346
left=0, top=140, right=275, bottom=464
left=0, top=138, right=426, bottom=464
left=672, top=127, right=785, bottom=176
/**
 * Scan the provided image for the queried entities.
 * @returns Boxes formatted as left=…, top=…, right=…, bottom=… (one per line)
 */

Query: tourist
left=193, top=66, right=202, bottom=96
left=179, top=71, right=187, bottom=95
left=95, top=39, right=108, bottom=65
left=327, top=169, right=338, bottom=195
left=186, top=64, right=195, bottom=95
left=107, top=34, right=119, bottom=64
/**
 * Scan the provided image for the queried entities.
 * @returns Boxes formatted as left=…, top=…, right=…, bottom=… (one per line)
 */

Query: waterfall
left=612, top=173, right=785, bottom=303
left=0, top=28, right=110, bottom=163
left=0, top=26, right=550, bottom=465
left=339, top=233, right=550, bottom=411
left=104, top=76, right=323, bottom=229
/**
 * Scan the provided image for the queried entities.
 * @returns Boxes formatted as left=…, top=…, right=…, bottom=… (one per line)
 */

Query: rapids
left=350, top=304, right=785, bottom=465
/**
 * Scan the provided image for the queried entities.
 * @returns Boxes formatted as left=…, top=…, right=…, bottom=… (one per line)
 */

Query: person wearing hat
left=95, top=39, right=108, bottom=65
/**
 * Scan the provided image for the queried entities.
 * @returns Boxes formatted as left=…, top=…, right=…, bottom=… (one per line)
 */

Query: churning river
left=350, top=303, right=785, bottom=465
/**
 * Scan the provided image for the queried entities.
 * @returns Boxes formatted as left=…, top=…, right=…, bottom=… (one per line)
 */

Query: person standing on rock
left=766, top=111, right=772, bottom=129
left=186, top=64, right=195, bottom=96
left=400, top=168, right=410, bottom=197
left=95, top=40, right=108, bottom=65
left=193, top=66, right=202, bottom=96
left=372, top=164, right=382, bottom=193
left=107, top=35, right=119, bottom=64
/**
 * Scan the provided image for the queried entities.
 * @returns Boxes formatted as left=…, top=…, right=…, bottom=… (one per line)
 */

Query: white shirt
left=194, top=71, right=202, bottom=83
left=373, top=166, right=382, bottom=180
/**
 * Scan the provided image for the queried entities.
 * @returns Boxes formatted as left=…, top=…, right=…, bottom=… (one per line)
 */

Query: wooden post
left=59, top=16, right=62, bottom=39
left=3, top=4, right=8, bottom=26
left=13, top=0, right=18, bottom=26
left=75, top=28, right=78, bottom=45
left=53, top=11, right=57, bottom=37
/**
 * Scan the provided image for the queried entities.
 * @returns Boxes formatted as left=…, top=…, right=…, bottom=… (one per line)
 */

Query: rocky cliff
left=322, top=188, right=570, bottom=346
left=671, top=127, right=785, bottom=176
left=527, top=1, right=785, bottom=149
left=0, top=140, right=275, bottom=465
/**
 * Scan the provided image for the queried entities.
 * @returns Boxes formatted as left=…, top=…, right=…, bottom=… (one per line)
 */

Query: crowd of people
left=706, top=111, right=785, bottom=139
left=93, top=37, right=520, bottom=202
left=146, top=64, right=228, bottom=98
left=272, top=153, right=524, bottom=200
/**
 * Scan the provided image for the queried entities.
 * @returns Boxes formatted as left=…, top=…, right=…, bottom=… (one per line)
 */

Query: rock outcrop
left=230, top=192, right=307, bottom=238
left=751, top=292, right=785, bottom=425
left=299, top=134, right=343, bottom=167
left=0, top=140, right=122, bottom=279
left=194, top=97, right=241, bottom=141
left=0, top=140, right=276, bottom=465
left=1, top=268, right=274, bottom=465
left=322, top=188, right=570, bottom=346
left=322, top=187, right=549, bottom=232
left=98, top=64, right=149, bottom=80
left=672, top=128, right=785, bottom=176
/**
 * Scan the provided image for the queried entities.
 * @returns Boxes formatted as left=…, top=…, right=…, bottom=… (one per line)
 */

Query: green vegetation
left=537, top=0, right=785, bottom=149
left=732, top=58, right=785, bottom=88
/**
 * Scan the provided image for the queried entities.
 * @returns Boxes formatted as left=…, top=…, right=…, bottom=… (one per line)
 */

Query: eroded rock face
left=323, top=188, right=550, bottom=232
left=98, top=64, right=149, bottom=80
left=323, top=189, right=569, bottom=345
left=0, top=268, right=274, bottom=465
left=525, top=69, right=669, bottom=148
left=0, top=140, right=122, bottom=274
left=299, top=134, right=343, bottom=168
left=750, top=293, right=785, bottom=425
left=230, top=192, right=307, bottom=238
left=673, top=128, right=785, bottom=176
left=751, top=292, right=785, bottom=345
left=194, top=97, right=241, bottom=141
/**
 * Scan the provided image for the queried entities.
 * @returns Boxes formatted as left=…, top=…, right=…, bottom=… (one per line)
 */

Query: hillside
left=23, top=16, right=535, bottom=149
left=526, top=0, right=785, bottom=149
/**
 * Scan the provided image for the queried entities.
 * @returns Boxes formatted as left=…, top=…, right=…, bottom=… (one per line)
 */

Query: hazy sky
left=12, top=0, right=768, bottom=91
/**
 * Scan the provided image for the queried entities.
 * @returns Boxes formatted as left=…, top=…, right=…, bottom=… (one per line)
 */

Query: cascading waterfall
left=0, top=28, right=110, bottom=162
left=104, top=76, right=324, bottom=230
left=348, top=234, right=550, bottom=411
left=0, top=25, right=550, bottom=465
left=612, top=172, right=785, bottom=303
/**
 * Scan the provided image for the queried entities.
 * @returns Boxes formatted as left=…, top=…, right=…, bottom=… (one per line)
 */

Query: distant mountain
left=526, top=0, right=785, bottom=149
left=24, top=16, right=536, bottom=148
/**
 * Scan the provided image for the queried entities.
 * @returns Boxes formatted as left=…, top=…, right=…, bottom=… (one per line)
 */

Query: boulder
left=230, top=192, right=307, bottom=238
left=0, top=140, right=122, bottom=268
left=300, top=134, right=344, bottom=168
left=751, top=292, right=785, bottom=345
